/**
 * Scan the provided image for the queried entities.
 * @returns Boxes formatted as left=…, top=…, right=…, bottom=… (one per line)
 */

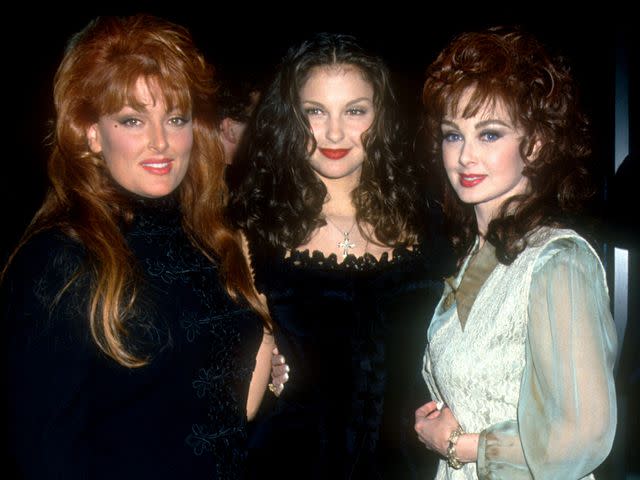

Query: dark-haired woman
left=229, top=32, right=452, bottom=479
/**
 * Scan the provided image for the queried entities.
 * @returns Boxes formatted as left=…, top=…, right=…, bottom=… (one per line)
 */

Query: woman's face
left=87, top=77, right=193, bottom=198
left=441, top=89, right=530, bottom=231
left=300, top=65, right=375, bottom=187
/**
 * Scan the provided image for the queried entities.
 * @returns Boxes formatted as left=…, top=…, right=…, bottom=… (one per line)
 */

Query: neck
left=321, top=177, right=358, bottom=218
left=473, top=205, right=492, bottom=251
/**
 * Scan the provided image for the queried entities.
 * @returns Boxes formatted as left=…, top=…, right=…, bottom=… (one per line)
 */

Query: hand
left=414, top=401, right=460, bottom=456
left=268, top=347, right=289, bottom=396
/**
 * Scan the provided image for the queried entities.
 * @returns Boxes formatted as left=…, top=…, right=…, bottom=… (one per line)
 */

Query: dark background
left=3, top=5, right=636, bottom=478
left=3, top=7, right=630, bottom=261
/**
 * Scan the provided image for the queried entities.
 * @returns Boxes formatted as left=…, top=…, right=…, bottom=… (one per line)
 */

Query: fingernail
left=283, top=373, right=289, bottom=382
left=285, top=365, right=290, bottom=373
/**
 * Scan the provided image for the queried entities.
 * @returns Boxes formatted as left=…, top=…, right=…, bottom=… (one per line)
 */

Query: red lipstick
left=319, top=148, right=350, bottom=160
left=459, top=174, right=487, bottom=188
left=141, top=158, right=174, bottom=175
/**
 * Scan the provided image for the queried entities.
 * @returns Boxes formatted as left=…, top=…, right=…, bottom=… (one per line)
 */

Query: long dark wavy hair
left=2, top=14, right=270, bottom=367
left=227, top=32, right=425, bottom=250
left=421, top=26, right=594, bottom=264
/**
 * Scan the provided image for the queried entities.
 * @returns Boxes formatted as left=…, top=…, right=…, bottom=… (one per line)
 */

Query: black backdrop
left=3, top=7, right=627, bottom=261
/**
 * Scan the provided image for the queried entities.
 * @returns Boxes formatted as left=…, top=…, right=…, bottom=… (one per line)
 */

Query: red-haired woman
left=2, top=14, right=273, bottom=479
left=415, top=26, right=617, bottom=479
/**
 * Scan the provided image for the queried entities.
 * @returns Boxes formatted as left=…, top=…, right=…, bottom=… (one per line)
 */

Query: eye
left=119, top=117, right=142, bottom=127
left=480, top=130, right=502, bottom=142
left=442, top=131, right=462, bottom=143
left=168, top=115, right=190, bottom=127
left=346, top=107, right=367, bottom=116
left=304, top=107, right=324, bottom=116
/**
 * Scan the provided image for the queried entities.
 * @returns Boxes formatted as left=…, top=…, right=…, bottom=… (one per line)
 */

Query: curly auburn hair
left=227, top=32, right=426, bottom=250
left=421, top=26, right=594, bottom=264
left=4, top=14, right=269, bottom=367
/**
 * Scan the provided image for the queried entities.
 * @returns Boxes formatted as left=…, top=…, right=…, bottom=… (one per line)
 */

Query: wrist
left=445, top=425, right=464, bottom=469
left=455, top=432, right=480, bottom=463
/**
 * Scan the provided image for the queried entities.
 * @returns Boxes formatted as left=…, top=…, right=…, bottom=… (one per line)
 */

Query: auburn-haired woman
left=415, top=26, right=617, bottom=479
left=2, top=14, right=273, bottom=479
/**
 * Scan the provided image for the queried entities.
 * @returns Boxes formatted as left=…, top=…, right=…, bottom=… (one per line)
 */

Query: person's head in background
left=215, top=73, right=262, bottom=164
left=229, top=32, right=426, bottom=250
left=15, top=13, right=264, bottom=366
left=421, top=25, right=594, bottom=264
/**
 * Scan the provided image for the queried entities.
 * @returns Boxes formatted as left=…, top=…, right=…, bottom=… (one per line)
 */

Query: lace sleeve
left=478, top=238, right=617, bottom=479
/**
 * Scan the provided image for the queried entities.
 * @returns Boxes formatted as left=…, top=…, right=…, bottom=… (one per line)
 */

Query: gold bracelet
left=446, top=425, right=464, bottom=469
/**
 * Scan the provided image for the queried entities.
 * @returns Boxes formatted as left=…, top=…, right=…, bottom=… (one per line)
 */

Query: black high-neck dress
left=3, top=194, right=263, bottom=479
left=246, top=227, right=453, bottom=479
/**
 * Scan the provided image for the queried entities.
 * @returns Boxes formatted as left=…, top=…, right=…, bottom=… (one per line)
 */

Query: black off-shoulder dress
left=246, top=228, right=453, bottom=480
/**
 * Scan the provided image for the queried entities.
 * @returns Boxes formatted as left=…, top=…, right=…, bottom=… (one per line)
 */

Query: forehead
left=445, top=87, right=513, bottom=123
left=128, top=77, right=162, bottom=106
left=300, top=64, right=373, bottom=98
left=103, top=75, right=189, bottom=114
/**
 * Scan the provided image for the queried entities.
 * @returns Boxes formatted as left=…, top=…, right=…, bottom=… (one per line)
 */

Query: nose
left=325, top=115, right=345, bottom=143
left=148, top=121, right=168, bottom=152
left=457, top=140, right=476, bottom=168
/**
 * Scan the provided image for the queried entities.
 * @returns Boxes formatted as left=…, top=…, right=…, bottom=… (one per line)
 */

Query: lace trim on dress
left=284, top=244, right=422, bottom=271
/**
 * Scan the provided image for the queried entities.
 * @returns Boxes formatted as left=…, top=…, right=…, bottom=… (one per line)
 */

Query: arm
left=238, top=230, right=278, bottom=420
left=246, top=329, right=276, bottom=420
left=4, top=234, right=94, bottom=478
left=476, top=239, right=617, bottom=478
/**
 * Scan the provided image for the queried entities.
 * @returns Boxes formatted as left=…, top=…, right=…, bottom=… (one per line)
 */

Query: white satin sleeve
left=477, top=238, right=618, bottom=479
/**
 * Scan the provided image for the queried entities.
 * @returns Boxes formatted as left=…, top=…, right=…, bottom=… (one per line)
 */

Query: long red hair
left=5, top=14, right=270, bottom=367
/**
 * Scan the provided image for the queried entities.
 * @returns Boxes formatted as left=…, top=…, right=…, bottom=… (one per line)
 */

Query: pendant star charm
left=337, top=232, right=356, bottom=258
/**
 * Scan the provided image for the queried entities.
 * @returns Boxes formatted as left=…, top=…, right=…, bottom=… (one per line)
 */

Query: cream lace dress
left=422, top=228, right=617, bottom=479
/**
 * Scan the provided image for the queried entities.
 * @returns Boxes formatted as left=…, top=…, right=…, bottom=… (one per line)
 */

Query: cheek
left=445, top=169, right=458, bottom=189
left=441, top=153, right=459, bottom=187
left=305, top=123, right=320, bottom=153
left=101, top=129, right=141, bottom=159
left=175, top=129, right=194, bottom=154
left=442, top=148, right=457, bottom=172
left=351, top=118, right=373, bottom=143
left=100, top=134, right=140, bottom=177
left=493, top=144, right=524, bottom=174
left=307, top=119, right=322, bottom=137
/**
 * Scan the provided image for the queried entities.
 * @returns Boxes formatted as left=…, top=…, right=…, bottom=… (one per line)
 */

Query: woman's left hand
left=414, top=401, right=460, bottom=456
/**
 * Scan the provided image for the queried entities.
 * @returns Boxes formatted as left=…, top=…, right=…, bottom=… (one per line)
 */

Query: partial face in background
left=87, top=77, right=193, bottom=198
left=301, top=65, right=375, bottom=184
left=219, top=89, right=261, bottom=165
left=441, top=88, right=530, bottom=224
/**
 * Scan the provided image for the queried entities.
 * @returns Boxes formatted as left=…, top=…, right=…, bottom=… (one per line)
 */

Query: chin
left=140, top=184, right=180, bottom=198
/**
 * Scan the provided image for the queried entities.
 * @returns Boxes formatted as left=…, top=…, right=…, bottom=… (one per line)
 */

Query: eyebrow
left=441, top=118, right=511, bottom=129
left=301, top=97, right=373, bottom=106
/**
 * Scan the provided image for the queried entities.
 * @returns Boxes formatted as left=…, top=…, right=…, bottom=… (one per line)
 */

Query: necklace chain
left=325, top=216, right=356, bottom=258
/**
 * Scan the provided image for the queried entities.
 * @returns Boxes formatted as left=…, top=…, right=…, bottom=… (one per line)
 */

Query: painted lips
left=319, top=148, right=350, bottom=160
left=459, top=174, right=487, bottom=188
left=141, top=159, right=173, bottom=175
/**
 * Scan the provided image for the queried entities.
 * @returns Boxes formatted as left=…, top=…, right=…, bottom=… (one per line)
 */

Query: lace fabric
left=423, top=228, right=617, bottom=479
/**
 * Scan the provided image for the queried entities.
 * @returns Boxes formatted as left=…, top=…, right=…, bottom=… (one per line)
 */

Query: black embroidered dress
left=246, top=230, right=452, bottom=479
left=3, top=193, right=263, bottom=479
